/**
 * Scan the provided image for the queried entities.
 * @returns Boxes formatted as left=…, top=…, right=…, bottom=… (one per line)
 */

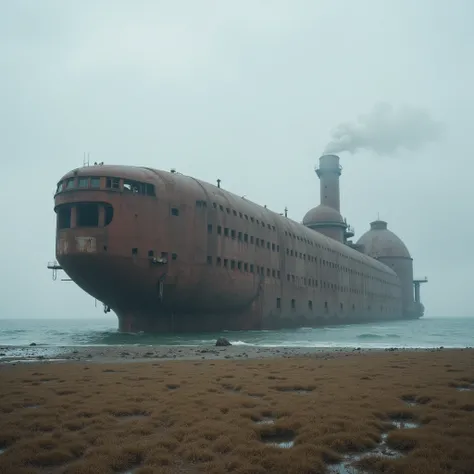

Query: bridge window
left=65, top=178, right=75, bottom=189
left=57, top=205, right=71, bottom=229
left=90, top=177, right=100, bottom=188
left=78, top=177, right=89, bottom=188
left=105, top=204, right=114, bottom=226
left=106, top=177, right=120, bottom=189
left=77, top=203, right=99, bottom=227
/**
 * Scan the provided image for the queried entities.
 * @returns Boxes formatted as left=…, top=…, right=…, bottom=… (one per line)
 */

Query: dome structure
left=303, top=204, right=345, bottom=227
left=303, top=204, right=346, bottom=242
left=356, top=220, right=411, bottom=259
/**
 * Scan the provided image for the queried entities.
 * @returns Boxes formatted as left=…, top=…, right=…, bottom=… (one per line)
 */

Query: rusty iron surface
left=53, top=165, right=422, bottom=333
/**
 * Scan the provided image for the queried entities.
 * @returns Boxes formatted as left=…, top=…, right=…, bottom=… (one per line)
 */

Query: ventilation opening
left=77, top=203, right=99, bottom=227
left=57, top=206, right=71, bottom=229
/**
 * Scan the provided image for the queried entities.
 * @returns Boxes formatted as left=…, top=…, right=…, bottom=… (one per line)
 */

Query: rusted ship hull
left=53, top=164, right=423, bottom=333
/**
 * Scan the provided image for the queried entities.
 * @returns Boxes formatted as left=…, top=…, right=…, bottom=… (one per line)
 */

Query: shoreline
left=0, top=343, right=457, bottom=365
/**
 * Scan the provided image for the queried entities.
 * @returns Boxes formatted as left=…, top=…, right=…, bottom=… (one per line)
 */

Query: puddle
left=256, top=417, right=275, bottom=425
left=328, top=427, right=407, bottom=473
left=24, top=404, right=40, bottom=409
left=261, top=431, right=294, bottom=449
left=456, top=385, right=474, bottom=392
left=275, top=387, right=313, bottom=394
left=392, top=420, right=419, bottom=429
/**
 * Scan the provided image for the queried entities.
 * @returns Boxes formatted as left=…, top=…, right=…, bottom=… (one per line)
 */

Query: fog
left=1, top=0, right=473, bottom=322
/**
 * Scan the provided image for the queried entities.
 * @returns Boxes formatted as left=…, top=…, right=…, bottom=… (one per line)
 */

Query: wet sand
left=0, top=343, right=450, bottom=365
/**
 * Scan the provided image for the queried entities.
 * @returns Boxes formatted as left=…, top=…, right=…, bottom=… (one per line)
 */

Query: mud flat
left=0, top=344, right=442, bottom=365
left=0, top=349, right=473, bottom=473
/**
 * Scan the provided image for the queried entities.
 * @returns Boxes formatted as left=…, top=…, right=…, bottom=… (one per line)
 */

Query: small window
left=277, top=270, right=280, bottom=279
left=161, top=251, right=168, bottom=259
left=226, top=208, right=230, bottom=214
left=90, top=177, right=100, bottom=188
left=172, top=253, right=177, bottom=260
left=219, top=205, right=224, bottom=211
left=266, top=268, right=270, bottom=277
left=324, top=301, right=328, bottom=310
left=272, top=269, right=276, bottom=277
left=66, top=178, right=75, bottom=189
left=213, top=202, right=217, bottom=208
left=250, top=236, right=254, bottom=244
left=340, top=303, right=343, bottom=310
left=78, top=177, right=88, bottom=188
left=217, top=226, right=222, bottom=235
left=208, top=224, right=212, bottom=234
left=276, top=298, right=281, bottom=309
left=238, top=231, right=242, bottom=241
left=250, top=264, right=254, bottom=273
left=291, top=299, right=296, bottom=309
left=231, top=230, right=236, bottom=239
left=272, top=243, right=275, bottom=251
left=224, top=259, right=228, bottom=268
left=171, top=208, right=179, bottom=216
left=266, top=242, right=270, bottom=250
left=233, top=210, right=237, bottom=216
left=224, top=228, right=229, bottom=237
left=207, top=256, right=212, bottom=265
left=244, top=263, right=248, bottom=272
left=309, top=300, right=313, bottom=310
left=237, top=261, right=242, bottom=271
left=148, top=250, right=154, bottom=257
left=231, top=260, right=236, bottom=270
left=244, top=233, right=248, bottom=243
left=217, top=257, right=221, bottom=266
left=132, top=248, right=138, bottom=255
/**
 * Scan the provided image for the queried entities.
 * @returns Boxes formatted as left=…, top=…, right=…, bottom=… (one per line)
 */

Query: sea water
left=0, top=316, right=472, bottom=350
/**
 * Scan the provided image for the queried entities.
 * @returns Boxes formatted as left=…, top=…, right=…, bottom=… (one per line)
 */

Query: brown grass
left=0, top=349, right=473, bottom=473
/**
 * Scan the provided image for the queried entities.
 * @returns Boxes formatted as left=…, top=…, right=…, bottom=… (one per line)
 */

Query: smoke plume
left=324, top=102, right=443, bottom=156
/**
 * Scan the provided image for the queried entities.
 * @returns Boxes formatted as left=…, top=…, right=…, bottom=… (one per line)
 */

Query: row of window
left=276, top=298, right=395, bottom=313
left=197, top=202, right=396, bottom=285
left=207, top=222, right=395, bottom=287
left=197, top=200, right=277, bottom=232
left=56, top=176, right=155, bottom=196
left=206, top=256, right=398, bottom=298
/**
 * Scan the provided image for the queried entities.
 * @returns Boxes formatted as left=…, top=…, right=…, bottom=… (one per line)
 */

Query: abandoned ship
left=49, top=154, right=427, bottom=332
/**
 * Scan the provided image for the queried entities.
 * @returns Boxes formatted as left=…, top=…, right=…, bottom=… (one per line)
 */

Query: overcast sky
left=1, top=0, right=472, bottom=323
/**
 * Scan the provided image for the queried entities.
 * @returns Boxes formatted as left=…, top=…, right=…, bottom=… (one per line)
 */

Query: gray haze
left=324, top=103, right=444, bottom=155
left=1, top=0, right=473, bottom=322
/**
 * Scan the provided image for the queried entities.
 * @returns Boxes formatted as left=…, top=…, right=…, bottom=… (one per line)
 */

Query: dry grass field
left=0, top=349, right=473, bottom=474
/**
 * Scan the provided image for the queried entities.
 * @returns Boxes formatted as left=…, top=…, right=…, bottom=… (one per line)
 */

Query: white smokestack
left=324, top=102, right=444, bottom=156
